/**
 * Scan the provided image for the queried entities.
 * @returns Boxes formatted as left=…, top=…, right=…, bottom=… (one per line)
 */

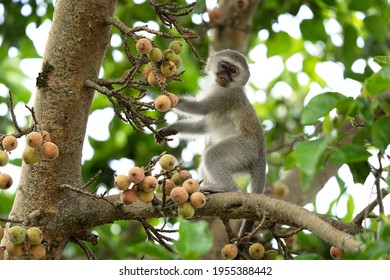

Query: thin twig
left=82, top=170, right=103, bottom=190
left=70, top=237, right=97, bottom=260
left=7, top=88, right=22, bottom=134
left=60, top=184, right=116, bottom=207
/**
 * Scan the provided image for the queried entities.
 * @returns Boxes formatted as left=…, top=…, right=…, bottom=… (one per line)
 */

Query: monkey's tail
left=238, top=155, right=266, bottom=238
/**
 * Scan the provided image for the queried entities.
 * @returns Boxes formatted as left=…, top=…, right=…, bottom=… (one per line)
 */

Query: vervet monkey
left=156, top=49, right=266, bottom=237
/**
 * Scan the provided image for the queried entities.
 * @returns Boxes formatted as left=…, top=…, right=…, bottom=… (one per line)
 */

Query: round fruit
left=159, top=154, right=177, bottom=171
left=189, top=192, right=206, bottom=208
left=0, top=173, right=13, bottom=190
left=163, top=49, right=176, bottom=60
left=166, top=92, right=179, bottom=108
left=283, top=234, right=297, bottom=247
left=147, top=70, right=166, bottom=86
left=141, top=176, right=158, bottom=193
left=22, top=147, right=39, bottom=164
left=0, top=150, right=9, bottom=167
left=41, top=142, right=59, bottom=160
left=26, top=131, right=43, bottom=148
left=221, top=244, right=238, bottom=260
left=42, top=130, right=52, bottom=142
left=0, top=225, right=4, bottom=240
left=170, top=187, right=189, bottom=204
left=162, top=179, right=176, bottom=196
left=120, top=188, right=138, bottom=205
left=137, top=190, right=154, bottom=203
left=169, top=40, right=184, bottom=54
left=160, top=61, right=177, bottom=77
left=149, top=47, right=163, bottom=62
left=249, top=243, right=265, bottom=259
left=264, top=249, right=279, bottom=260
left=179, top=170, right=192, bottom=182
left=28, top=244, right=46, bottom=260
left=8, top=226, right=26, bottom=244
left=114, top=174, right=131, bottom=191
left=136, top=38, right=152, bottom=54
left=208, top=8, right=224, bottom=23
left=273, top=181, right=290, bottom=198
left=2, top=135, right=18, bottom=151
left=178, top=202, right=195, bottom=219
left=169, top=54, right=182, bottom=68
left=154, top=95, right=172, bottom=112
left=26, top=227, right=43, bottom=245
left=183, top=179, right=200, bottom=194
left=6, top=242, right=23, bottom=258
left=0, top=247, right=4, bottom=259
left=128, top=167, right=145, bottom=184
left=171, top=172, right=182, bottom=185
left=330, top=245, right=343, bottom=259
left=142, top=65, right=153, bottom=80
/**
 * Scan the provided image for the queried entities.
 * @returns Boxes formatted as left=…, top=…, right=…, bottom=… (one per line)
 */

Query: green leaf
left=374, top=56, right=390, bottom=67
left=364, top=14, right=387, bottom=43
left=301, top=92, right=347, bottom=125
left=364, top=65, right=390, bottom=96
left=294, top=135, right=334, bottom=187
left=349, top=0, right=373, bottom=11
left=126, top=241, right=176, bottom=260
left=329, top=144, right=371, bottom=164
left=372, top=115, right=390, bottom=150
left=173, top=219, right=212, bottom=260
left=300, top=18, right=327, bottom=42
left=348, top=161, right=371, bottom=184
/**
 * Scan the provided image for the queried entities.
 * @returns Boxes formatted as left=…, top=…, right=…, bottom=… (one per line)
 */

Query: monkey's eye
left=230, top=67, right=238, bottom=74
left=220, top=63, right=229, bottom=70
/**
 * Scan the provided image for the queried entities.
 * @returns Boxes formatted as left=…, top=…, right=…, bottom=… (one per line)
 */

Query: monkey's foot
left=200, top=184, right=241, bottom=193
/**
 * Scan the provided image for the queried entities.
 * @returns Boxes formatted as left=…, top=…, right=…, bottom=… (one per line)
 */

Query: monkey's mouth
left=216, top=72, right=232, bottom=87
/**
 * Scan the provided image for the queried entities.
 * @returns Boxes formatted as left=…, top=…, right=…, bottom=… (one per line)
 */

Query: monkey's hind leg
left=199, top=137, right=254, bottom=193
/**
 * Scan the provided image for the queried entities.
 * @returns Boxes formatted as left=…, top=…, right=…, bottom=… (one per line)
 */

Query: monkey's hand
left=155, top=127, right=179, bottom=144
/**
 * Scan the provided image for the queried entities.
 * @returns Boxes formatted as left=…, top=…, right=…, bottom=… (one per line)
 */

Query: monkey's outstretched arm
left=175, top=97, right=217, bottom=115
left=155, top=119, right=207, bottom=144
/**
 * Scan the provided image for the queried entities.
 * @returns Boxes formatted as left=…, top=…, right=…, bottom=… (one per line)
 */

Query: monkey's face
left=216, top=61, right=239, bottom=87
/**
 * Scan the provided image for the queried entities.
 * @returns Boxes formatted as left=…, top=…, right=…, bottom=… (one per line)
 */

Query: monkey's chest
left=206, top=114, right=239, bottom=141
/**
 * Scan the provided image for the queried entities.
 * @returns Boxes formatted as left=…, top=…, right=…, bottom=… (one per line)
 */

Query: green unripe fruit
left=2, top=135, right=18, bottom=151
left=22, top=147, right=39, bottom=164
left=28, top=243, right=46, bottom=260
left=264, top=249, right=279, bottom=260
left=8, top=225, right=27, bottom=244
left=120, top=188, right=138, bottom=204
left=6, top=242, right=23, bottom=257
left=149, top=48, right=163, bottom=62
left=159, top=154, right=177, bottom=171
left=0, top=150, right=9, bottom=167
left=170, top=187, right=189, bottom=204
left=0, top=173, right=13, bottom=190
left=137, top=189, right=154, bottom=203
left=171, top=172, right=182, bottom=185
left=160, top=61, right=177, bottom=77
left=221, top=244, right=238, bottom=260
left=178, top=202, right=195, bottom=219
left=249, top=243, right=265, bottom=259
left=163, top=49, right=176, bottom=61
left=169, top=40, right=184, bottom=54
left=41, top=142, right=59, bottom=160
left=170, top=54, right=182, bottom=68
left=114, top=174, right=131, bottom=191
left=273, top=181, right=290, bottom=198
left=26, top=131, right=43, bottom=148
left=189, top=192, right=206, bottom=208
left=26, top=227, right=43, bottom=245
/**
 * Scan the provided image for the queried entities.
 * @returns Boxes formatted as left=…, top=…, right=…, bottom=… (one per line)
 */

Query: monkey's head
left=206, top=49, right=250, bottom=88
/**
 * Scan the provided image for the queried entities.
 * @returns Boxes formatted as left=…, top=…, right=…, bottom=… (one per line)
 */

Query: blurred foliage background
left=0, top=0, right=389, bottom=259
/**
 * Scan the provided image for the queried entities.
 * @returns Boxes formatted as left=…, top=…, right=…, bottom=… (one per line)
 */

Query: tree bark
left=4, top=0, right=116, bottom=259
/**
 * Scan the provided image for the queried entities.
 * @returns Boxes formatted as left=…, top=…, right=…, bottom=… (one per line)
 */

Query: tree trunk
left=5, top=0, right=116, bottom=259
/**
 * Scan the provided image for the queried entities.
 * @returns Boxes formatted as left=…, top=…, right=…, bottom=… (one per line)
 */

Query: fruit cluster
left=136, top=38, right=184, bottom=113
left=221, top=242, right=280, bottom=260
left=0, top=131, right=59, bottom=192
left=0, top=225, right=46, bottom=260
left=114, top=154, right=207, bottom=219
